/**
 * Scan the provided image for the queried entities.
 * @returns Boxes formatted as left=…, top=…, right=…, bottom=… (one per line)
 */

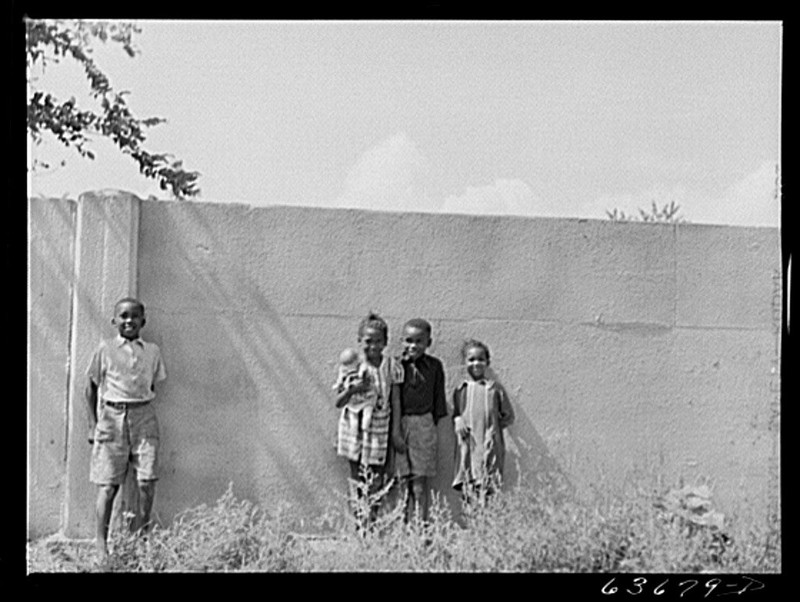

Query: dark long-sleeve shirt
left=399, top=353, right=448, bottom=424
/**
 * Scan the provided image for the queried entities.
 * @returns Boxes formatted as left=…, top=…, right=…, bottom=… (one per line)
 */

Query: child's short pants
left=394, top=413, right=438, bottom=478
left=90, top=400, right=159, bottom=485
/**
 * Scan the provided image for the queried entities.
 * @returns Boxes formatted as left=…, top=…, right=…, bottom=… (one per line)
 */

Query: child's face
left=113, top=301, right=145, bottom=340
left=359, top=327, right=386, bottom=362
left=402, top=325, right=430, bottom=361
left=464, top=345, right=489, bottom=381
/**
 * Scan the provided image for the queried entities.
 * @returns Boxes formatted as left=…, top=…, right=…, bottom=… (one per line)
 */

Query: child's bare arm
left=390, top=383, right=406, bottom=452
left=334, top=387, right=351, bottom=408
left=432, top=360, right=448, bottom=425
left=452, top=387, right=469, bottom=439
left=334, top=379, right=370, bottom=408
left=496, top=385, right=515, bottom=429
left=84, top=380, right=98, bottom=443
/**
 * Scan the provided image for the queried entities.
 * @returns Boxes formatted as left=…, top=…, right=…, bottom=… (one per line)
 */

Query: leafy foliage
left=607, top=200, right=687, bottom=223
left=26, top=19, right=200, bottom=199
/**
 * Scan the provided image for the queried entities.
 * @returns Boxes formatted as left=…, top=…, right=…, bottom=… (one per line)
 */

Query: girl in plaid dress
left=334, top=313, right=404, bottom=524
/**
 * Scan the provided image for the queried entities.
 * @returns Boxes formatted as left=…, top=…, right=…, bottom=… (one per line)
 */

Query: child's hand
left=348, top=380, right=371, bottom=395
left=454, top=416, right=469, bottom=440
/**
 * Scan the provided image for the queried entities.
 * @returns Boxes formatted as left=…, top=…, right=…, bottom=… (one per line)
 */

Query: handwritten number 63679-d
left=601, top=576, right=765, bottom=597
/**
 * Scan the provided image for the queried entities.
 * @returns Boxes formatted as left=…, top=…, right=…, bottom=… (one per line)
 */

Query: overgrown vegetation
left=27, top=472, right=780, bottom=573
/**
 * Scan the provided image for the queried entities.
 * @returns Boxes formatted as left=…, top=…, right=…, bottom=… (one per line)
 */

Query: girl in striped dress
left=452, top=339, right=515, bottom=501
left=334, top=313, right=404, bottom=524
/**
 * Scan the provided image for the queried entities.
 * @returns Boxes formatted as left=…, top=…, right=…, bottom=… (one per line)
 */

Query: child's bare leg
left=402, top=477, right=413, bottom=522
left=348, top=459, right=365, bottom=501
left=347, top=460, right=366, bottom=525
left=95, top=484, right=119, bottom=563
left=133, top=480, right=156, bottom=534
left=405, top=476, right=430, bottom=523
left=366, top=464, right=385, bottom=522
left=413, top=476, right=430, bottom=522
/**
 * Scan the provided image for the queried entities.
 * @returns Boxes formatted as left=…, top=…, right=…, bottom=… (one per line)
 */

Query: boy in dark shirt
left=395, top=318, right=447, bottom=523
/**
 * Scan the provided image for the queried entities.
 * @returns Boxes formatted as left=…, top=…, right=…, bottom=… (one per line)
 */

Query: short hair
left=114, top=297, right=145, bottom=314
left=461, top=338, right=491, bottom=363
left=403, top=318, right=432, bottom=337
left=358, top=312, right=389, bottom=342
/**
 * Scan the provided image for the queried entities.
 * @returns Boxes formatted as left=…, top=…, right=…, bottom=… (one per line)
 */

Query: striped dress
left=337, top=355, right=404, bottom=466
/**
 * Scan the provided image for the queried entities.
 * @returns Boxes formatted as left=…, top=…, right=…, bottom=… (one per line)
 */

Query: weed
left=27, top=473, right=780, bottom=573
left=104, top=483, right=309, bottom=572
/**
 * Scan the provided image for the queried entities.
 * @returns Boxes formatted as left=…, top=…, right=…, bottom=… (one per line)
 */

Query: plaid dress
left=337, top=355, right=404, bottom=466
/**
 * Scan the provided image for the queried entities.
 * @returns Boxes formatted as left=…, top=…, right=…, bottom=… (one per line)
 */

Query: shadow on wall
left=135, top=201, right=574, bottom=528
left=29, top=202, right=79, bottom=371
left=141, top=204, right=341, bottom=524
left=504, top=403, right=573, bottom=495
left=470, top=369, right=572, bottom=496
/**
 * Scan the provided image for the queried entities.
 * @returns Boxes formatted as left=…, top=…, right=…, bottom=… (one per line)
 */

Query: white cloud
left=715, top=160, right=780, bottom=227
left=441, top=179, right=539, bottom=217
left=336, top=135, right=548, bottom=218
left=336, top=135, right=779, bottom=228
left=336, top=133, right=432, bottom=212
left=589, top=161, right=780, bottom=227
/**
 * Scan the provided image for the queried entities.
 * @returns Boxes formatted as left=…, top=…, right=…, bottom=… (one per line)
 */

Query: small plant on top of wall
left=607, top=201, right=687, bottom=223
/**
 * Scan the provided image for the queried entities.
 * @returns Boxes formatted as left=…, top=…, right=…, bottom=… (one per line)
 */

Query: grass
left=26, top=472, right=780, bottom=573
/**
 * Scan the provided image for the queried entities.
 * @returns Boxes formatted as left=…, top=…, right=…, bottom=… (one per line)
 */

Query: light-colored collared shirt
left=86, top=335, right=167, bottom=402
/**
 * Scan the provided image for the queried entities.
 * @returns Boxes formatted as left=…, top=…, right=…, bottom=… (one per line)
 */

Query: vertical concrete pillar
left=63, top=190, right=140, bottom=538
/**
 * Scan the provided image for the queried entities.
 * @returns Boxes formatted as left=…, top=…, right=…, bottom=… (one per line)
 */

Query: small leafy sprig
left=607, top=201, right=687, bottom=223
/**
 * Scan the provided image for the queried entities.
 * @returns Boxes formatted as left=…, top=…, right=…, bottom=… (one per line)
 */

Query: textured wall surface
left=27, top=194, right=782, bottom=538
left=28, top=198, right=76, bottom=539
left=136, top=201, right=781, bottom=528
left=61, top=191, right=140, bottom=538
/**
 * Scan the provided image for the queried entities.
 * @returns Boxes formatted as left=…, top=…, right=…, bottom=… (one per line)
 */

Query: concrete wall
left=27, top=193, right=782, bottom=539
left=28, top=198, right=76, bottom=539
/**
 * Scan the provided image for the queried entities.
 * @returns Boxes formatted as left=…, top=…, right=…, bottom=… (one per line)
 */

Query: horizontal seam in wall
left=672, top=324, right=773, bottom=333
left=148, top=309, right=773, bottom=332
left=291, top=314, right=773, bottom=332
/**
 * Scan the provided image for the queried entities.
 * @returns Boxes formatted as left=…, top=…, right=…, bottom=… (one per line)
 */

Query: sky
left=27, top=20, right=782, bottom=227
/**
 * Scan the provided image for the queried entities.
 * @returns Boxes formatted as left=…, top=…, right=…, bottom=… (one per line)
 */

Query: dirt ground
left=27, top=534, right=101, bottom=573
left=26, top=531, right=351, bottom=573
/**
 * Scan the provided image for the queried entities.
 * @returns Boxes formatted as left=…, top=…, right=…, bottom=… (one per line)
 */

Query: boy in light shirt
left=85, top=297, right=167, bottom=567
